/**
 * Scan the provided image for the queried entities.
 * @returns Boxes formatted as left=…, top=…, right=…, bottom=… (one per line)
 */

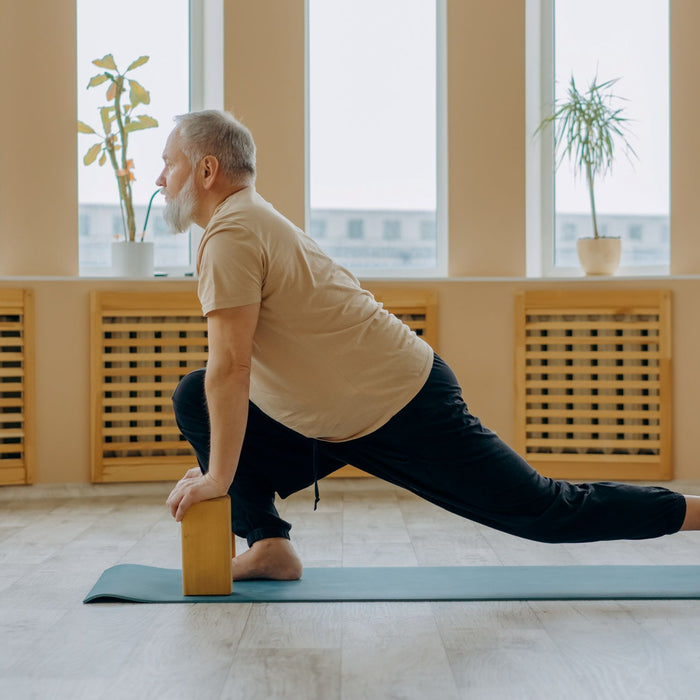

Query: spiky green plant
left=537, top=76, right=637, bottom=239
left=77, top=54, right=158, bottom=242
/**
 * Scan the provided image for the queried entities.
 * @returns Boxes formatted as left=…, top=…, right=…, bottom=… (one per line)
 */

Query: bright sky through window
left=309, top=0, right=437, bottom=211
left=77, top=0, right=189, bottom=206
left=555, top=0, right=669, bottom=217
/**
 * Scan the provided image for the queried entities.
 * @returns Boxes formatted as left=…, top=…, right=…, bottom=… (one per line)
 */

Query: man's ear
left=199, top=155, right=220, bottom=191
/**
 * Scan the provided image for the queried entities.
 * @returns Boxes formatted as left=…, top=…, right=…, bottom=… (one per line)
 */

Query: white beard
left=163, top=175, right=198, bottom=233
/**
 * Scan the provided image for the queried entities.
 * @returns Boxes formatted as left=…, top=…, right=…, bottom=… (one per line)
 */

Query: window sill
left=0, top=275, right=197, bottom=282
left=361, top=272, right=700, bottom=283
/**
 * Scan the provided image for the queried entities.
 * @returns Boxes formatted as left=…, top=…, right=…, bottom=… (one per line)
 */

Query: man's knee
left=492, top=480, right=588, bottom=545
left=506, top=481, right=597, bottom=544
left=172, top=369, right=207, bottom=419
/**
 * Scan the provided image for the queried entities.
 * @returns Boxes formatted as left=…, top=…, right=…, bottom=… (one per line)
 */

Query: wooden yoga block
left=181, top=495, right=234, bottom=596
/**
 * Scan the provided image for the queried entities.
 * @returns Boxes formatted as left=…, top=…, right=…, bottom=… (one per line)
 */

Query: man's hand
left=166, top=470, right=229, bottom=522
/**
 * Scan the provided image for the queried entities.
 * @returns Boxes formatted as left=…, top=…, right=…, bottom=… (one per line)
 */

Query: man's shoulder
left=196, top=196, right=267, bottom=276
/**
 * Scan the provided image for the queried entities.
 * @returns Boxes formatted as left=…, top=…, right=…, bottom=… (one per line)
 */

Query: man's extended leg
left=172, top=369, right=343, bottom=579
left=326, top=355, right=688, bottom=544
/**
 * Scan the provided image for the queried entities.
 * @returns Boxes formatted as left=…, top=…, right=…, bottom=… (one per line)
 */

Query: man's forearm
left=204, top=366, right=250, bottom=488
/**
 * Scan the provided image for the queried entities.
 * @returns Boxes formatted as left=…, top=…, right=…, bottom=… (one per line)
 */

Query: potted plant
left=78, top=53, right=159, bottom=277
left=536, top=75, right=637, bottom=275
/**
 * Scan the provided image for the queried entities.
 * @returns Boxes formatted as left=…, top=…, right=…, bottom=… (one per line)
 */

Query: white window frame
left=526, top=0, right=670, bottom=278
left=525, top=0, right=554, bottom=278
left=79, top=0, right=223, bottom=278
left=304, top=0, right=448, bottom=279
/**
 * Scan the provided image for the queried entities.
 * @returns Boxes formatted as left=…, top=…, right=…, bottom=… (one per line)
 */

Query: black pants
left=172, top=354, right=686, bottom=547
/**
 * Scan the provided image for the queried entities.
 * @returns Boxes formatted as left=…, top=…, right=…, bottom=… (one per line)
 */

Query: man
left=160, top=110, right=700, bottom=582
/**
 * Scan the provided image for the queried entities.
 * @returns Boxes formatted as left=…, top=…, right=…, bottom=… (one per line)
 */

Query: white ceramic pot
left=111, top=241, right=154, bottom=278
left=576, top=237, right=622, bottom=276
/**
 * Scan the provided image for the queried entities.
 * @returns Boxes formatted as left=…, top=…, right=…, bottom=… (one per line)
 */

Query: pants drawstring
left=312, top=439, right=320, bottom=511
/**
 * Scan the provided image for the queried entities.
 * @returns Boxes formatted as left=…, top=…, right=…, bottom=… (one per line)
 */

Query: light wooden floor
left=2, top=478, right=700, bottom=700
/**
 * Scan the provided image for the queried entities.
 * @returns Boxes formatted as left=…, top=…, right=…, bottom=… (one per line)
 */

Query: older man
left=160, top=110, right=699, bottom=582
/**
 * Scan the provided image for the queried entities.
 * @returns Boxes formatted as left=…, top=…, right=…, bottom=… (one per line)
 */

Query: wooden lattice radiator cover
left=372, top=288, right=438, bottom=351
left=91, top=291, right=206, bottom=483
left=91, top=288, right=438, bottom=483
left=514, top=289, right=672, bottom=481
left=0, top=289, right=35, bottom=486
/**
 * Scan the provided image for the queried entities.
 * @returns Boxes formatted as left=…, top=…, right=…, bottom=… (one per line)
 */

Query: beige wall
left=670, top=0, right=700, bottom=274
left=0, top=0, right=79, bottom=276
left=1, top=1, right=700, bottom=485
left=223, top=0, right=306, bottom=229
left=447, top=0, right=526, bottom=277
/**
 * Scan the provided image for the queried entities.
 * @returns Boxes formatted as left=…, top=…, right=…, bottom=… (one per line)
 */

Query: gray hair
left=174, top=110, right=256, bottom=185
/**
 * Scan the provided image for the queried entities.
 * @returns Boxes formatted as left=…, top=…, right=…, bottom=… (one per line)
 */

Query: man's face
left=156, top=128, right=198, bottom=233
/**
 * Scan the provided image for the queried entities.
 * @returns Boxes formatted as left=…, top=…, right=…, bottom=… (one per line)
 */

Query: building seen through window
left=383, top=220, right=401, bottom=241
left=79, top=203, right=190, bottom=268
left=311, top=209, right=436, bottom=269
left=347, top=219, right=365, bottom=240
left=419, top=219, right=436, bottom=241
left=310, top=219, right=327, bottom=239
left=555, top=213, right=669, bottom=268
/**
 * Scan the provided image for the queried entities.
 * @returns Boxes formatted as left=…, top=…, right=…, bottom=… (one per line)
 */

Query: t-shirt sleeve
left=197, top=227, right=265, bottom=316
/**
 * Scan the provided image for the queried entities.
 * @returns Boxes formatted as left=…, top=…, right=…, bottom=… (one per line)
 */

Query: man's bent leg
left=172, top=370, right=309, bottom=579
left=172, top=370, right=343, bottom=579
left=171, top=369, right=210, bottom=474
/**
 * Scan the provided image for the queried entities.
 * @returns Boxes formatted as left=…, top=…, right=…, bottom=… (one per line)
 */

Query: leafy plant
left=78, top=54, right=159, bottom=242
left=536, top=75, right=637, bottom=239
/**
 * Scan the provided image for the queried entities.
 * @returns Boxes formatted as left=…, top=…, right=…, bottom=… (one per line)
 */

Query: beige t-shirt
left=196, top=187, right=434, bottom=442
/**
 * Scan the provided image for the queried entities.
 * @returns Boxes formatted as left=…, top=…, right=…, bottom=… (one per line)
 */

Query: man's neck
left=196, top=184, right=250, bottom=228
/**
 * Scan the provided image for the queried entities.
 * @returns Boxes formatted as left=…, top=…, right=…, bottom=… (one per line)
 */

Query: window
left=77, top=0, right=191, bottom=273
left=347, top=219, right=365, bottom=240
left=528, top=0, right=670, bottom=275
left=628, top=224, right=643, bottom=241
left=383, top=220, right=401, bottom=241
left=308, top=0, right=444, bottom=275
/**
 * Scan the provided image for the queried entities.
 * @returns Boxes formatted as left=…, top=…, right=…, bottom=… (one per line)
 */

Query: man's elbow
left=205, top=358, right=251, bottom=387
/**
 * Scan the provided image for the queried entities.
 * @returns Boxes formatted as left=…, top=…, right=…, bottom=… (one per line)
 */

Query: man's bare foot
left=230, top=537, right=303, bottom=581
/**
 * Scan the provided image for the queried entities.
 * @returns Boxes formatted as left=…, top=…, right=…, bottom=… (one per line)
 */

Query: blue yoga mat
left=83, top=564, right=700, bottom=604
